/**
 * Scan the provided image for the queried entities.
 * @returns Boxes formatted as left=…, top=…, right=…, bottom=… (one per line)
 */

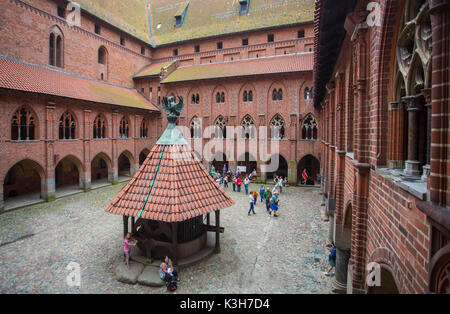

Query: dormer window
left=175, top=15, right=182, bottom=27
left=239, top=0, right=250, bottom=15
left=174, top=2, right=190, bottom=28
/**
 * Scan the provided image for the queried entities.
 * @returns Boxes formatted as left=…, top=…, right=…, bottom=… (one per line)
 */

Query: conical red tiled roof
left=105, top=144, right=235, bottom=222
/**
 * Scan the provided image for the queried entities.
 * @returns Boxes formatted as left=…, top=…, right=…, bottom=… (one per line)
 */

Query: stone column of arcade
left=403, top=95, right=425, bottom=176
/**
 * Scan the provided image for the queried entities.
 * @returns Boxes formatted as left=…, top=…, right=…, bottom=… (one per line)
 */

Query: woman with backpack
left=160, top=256, right=179, bottom=290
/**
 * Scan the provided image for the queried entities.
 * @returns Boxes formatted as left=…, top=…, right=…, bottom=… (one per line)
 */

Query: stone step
left=115, top=261, right=144, bottom=285
left=137, top=265, right=165, bottom=287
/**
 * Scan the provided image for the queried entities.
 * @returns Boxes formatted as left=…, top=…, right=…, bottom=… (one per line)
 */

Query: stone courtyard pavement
left=0, top=183, right=333, bottom=294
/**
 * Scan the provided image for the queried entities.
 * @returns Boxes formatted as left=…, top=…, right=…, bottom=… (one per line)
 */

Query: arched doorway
left=211, top=152, right=227, bottom=174
left=237, top=152, right=257, bottom=177
left=139, top=149, right=150, bottom=166
left=55, top=155, right=83, bottom=195
left=367, top=264, right=400, bottom=294
left=298, top=155, right=320, bottom=185
left=118, top=151, right=134, bottom=178
left=266, top=154, right=288, bottom=180
left=4, top=159, right=44, bottom=208
left=91, top=153, right=111, bottom=184
left=430, top=244, right=450, bottom=294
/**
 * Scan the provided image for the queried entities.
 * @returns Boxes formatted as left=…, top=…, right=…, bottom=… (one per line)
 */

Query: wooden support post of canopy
left=131, top=216, right=135, bottom=233
left=172, top=222, right=178, bottom=265
left=214, top=210, right=221, bottom=254
left=123, top=215, right=129, bottom=238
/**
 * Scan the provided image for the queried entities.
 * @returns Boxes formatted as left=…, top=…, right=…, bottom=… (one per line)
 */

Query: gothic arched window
left=49, top=26, right=63, bottom=67
left=278, top=89, right=283, bottom=101
left=93, top=114, right=106, bottom=139
left=272, top=89, right=277, bottom=101
left=214, top=116, right=227, bottom=139
left=243, top=91, right=248, bottom=102
left=248, top=90, right=253, bottom=102
left=98, top=46, right=107, bottom=65
left=302, top=114, right=318, bottom=140
left=59, top=111, right=76, bottom=140
left=190, top=117, right=202, bottom=139
left=140, top=118, right=148, bottom=138
left=11, top=107, right=36, bottom=141
left=241, top=115, right=255, bottom=139
left=270, top=114, right=285, bottom=139
left=391, top=0, right=432, bottom=176
left=119, top=117, right=129, bottom=138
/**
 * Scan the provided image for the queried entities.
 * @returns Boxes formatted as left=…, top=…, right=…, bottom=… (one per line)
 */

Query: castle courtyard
left=0, top=183, right=332, bottom=294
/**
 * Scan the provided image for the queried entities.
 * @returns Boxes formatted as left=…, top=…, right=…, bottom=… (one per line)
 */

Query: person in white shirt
left=248, top=193, right=255, bottom=215
left=244, top=176, right=250, bottom=195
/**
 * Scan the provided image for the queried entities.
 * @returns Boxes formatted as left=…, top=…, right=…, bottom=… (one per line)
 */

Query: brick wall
left=0, top=0, right=151, bottom=87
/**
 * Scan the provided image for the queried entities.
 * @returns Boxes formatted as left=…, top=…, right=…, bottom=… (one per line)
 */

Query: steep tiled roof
left=149, top=0, right=315, bottom=46
left=0, top=57, right=159, bottom=111
left=134, top=60, right=176, bottom=79
left=66, top=1, right=314, bottom=47
left=106, top=145, right=235, bottom=222
left=162, top=53, right=313, bottom=83
left=65, top=0, right=152, bottom=44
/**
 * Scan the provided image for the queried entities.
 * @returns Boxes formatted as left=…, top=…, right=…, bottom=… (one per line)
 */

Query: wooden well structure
left=106, top=96, right=234, bottom=264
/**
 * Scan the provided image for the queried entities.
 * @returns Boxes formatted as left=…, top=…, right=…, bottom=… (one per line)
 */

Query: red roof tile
left=105, top=144, right=235, bottom=222
left=0, top=57, right=159, bottom=112
left=162, top=53, right=314, bottom=84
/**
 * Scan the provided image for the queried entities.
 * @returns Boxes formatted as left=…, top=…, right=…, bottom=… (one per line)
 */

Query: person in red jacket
left=236, top=176, right=242, bottom=193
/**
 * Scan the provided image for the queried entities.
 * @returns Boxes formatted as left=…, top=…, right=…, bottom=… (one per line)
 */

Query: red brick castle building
left=315, top=0, right=449, bottom=293
left=0, top=0, right=318, bottom=210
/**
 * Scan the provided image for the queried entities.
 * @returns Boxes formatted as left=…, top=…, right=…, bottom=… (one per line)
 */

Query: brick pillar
left=111, top=111, right=119, bottom=184
left=288, top=160, right=297, bottom=186
left=387, top=101, right=405, bottom=169
left=257, top=160, right=267, bottom=184
left=82, top=110, right=92, bottom=191
left=429, top=1, right=449, bottom=206
left=0, top=180, right=4, bottom=211
left=348, top=25, right=370, bottom=294
left=44, top=103, right=56, bottom=201
left=349, top=163, right=370, bottom=293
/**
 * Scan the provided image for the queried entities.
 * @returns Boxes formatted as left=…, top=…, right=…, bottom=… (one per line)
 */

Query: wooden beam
left=131, top=217, right=135, bottom=233
left=171, top=222, right=178, bottom=265
left=123, top=215, right=129, bottom=238
left=214, top=210, right=220, bottom=254
left=201, top=224, right=225, bottom=233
